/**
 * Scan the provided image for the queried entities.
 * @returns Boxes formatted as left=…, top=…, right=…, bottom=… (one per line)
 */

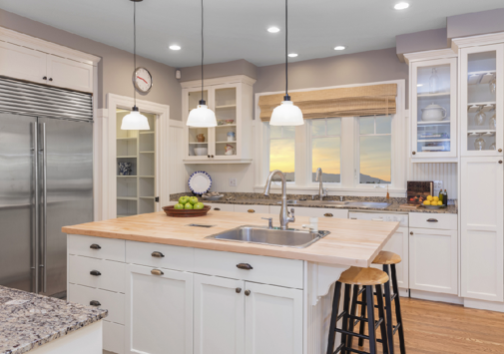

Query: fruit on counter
left=423, top=200, right=431, bottom=206
left=423, top=195, right=443, bottom=206
left=174, top=203, right=184, bottom=210
left=179, top=196, right=190, bottom=205
left=194, top=202, right=205, bottom=210
left=184, top=202, right=194, bottom=210
left=189, top=196, right=199, bottom=205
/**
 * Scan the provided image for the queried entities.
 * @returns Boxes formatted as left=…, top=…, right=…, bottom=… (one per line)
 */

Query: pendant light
left=186, top=0, right=217, bottom=128
left=270, top=0, right=304, bottom=126
left=121, top=0, right=150, bottom=130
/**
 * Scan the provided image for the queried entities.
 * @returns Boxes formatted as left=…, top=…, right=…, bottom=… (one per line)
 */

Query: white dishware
left=489, top=114, right=497, bottom=130
left=421, top=103, right=447, bottom=121
left=474, top=137, right=486, bottom=151
left=188, top=171, right=212, bottom=194
left=475, top=110, right=486, bottom=126
left=193, top=147, right=208, bottom=156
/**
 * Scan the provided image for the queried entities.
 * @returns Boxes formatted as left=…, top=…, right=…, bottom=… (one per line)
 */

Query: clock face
left=134, top=67, right=153, bottom=93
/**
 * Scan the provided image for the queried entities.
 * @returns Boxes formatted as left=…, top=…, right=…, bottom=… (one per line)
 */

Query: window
left=269, top=126, right=295, bottom=182
left=358, top=116, right=392, bottom=184
left=311, top=118, right=341, bottom=183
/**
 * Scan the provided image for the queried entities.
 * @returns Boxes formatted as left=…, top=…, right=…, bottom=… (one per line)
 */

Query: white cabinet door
left=47, top=55, right=93, bottom=92
left=125, top=264, right=193, bottom=354
left=244, top=282, right=303, bottom=354
left=409, top=228, right=457, bottom=295
left=461, top=157, right=504, bottom=301
left=0, top=41, right=47, bottom=84
left=194, top=274, right=245, bottom=354
left=372, top=227, right=409, bottom=290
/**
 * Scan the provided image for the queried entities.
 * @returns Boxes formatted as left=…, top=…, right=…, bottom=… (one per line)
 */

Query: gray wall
left=180, top=59, right=257, bottom=83
left=447, top=8, right=504, bottom=40
left=0, top=8, right=181, bottom=120
left=396, top=28, right=449, bottom=61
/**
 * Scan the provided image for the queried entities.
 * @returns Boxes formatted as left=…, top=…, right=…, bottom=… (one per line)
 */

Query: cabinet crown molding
left=180, top=75, right=256, bottom=89
left=404, top=48, right=457, bottom=64
left=452, top=32, right=504, bottom=51
left=0, top=26, right=101, bottom=66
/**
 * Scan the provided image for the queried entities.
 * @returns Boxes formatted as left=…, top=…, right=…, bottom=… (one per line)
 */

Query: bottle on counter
left=438, top=190, right=443, bottom=204
left=442, top=189, right=448, bottom=206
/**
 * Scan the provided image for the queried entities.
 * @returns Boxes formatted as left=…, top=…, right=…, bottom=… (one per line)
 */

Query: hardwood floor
left=357, top=297, right=504, bottom=354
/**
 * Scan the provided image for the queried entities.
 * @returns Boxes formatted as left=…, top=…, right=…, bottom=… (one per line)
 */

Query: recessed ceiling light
left=288, top=53, right=298, bottom=58
left=394, top=2, right=409, bottom=10
left=267, top=26, right=281, bottom=33
left=334, top=46, right=346, bottom=51
left=169, top=45, right=181, bottom=51
left=417, top=84, right=423, bottom=87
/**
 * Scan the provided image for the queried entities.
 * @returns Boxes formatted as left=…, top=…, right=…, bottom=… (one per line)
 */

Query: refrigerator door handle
left=40, top=123, right=47, bottom=294
left=32, top=122, right=40, bottom=293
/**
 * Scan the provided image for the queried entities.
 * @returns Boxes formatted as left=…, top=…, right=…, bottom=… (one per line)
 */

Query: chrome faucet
left=264, top=170, right=295, bottom=230
left=314, top=167, right=327, bottom=201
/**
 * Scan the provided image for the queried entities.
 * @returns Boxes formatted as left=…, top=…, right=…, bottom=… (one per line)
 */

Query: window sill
left=254, top=184, right=406, bottom=198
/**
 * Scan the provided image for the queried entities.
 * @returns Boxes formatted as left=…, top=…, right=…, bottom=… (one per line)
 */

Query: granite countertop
left=171, top=193, right=458, bottom=214
left=0, top=286, right=107, bottom=354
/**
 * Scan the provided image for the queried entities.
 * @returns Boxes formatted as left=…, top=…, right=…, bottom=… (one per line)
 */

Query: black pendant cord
left=285, top=0, right=290, bottom=101
left=133, top=1, right=137, bottom=109
left=200, top=0, right=205, bottom=105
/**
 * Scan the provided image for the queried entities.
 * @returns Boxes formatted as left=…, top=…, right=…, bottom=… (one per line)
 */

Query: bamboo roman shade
left=258, top=83, right=397, bottom=121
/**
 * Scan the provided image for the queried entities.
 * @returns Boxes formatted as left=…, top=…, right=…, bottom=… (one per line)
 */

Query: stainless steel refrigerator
left=0, top=77, right=93, bottom=297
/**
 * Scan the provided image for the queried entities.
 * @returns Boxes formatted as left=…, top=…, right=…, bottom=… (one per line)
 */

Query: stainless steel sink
left=206, top=226, right=331, bottom=248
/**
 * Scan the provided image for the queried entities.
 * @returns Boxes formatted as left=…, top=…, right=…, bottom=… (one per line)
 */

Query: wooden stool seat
left=338, top=266, right=389, bottom=286
left=372, top=251, right=402, bottom=265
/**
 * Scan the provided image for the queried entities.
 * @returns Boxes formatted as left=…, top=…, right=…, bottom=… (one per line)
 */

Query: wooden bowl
left=162, top=205, right=210, bottom=217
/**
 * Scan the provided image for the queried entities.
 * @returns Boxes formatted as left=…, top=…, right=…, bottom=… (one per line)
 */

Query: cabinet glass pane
left=188, top=90, right=209, bottom=157
left=215, top=88, right=237, bottom=156
left=416, top=64, right=451, bottom=153
left=467, top=51, right=497, bottom=152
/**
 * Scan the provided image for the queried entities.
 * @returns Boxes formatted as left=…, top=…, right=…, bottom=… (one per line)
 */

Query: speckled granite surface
left=171, top=193, right=458, bottom=214
left=0, top=286, right=107, bottom=354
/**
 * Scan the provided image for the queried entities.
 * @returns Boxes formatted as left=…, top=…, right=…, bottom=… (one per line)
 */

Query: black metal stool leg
left=391, top=265, right=406, bottom=354
left=347, top=285, right=360, bottom=350
left=383, top=265, right=395, bottom=354
left=327, top=282, right=342, bottom=354
left=376, top=285, right=389, bottom=354
left=366, top=285, right=378, bottom=354
left=340, top=284, right=352, bottom=354
left=358, top=286, right=367, bottom=347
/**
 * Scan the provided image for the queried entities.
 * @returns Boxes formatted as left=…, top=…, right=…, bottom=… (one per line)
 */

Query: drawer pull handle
left=248, top=209, right=255, bottom=213
left=90, top=270, right=101, bottom=276
left=89, top=300, right=101, bottom=307
left=90, top=244, right=101, bottom=250
left=427, top=218, right=438, bottom=223
left=151, top=251, right=165, bottom=258
left=236, top=287, right=242, bottom=294
left=324, top=213, right=333, bottom=217
left=410, top=232, right=414, bottom=235
left=214, top=208, right=221, bottom=211
left=151, top=269, right=164, bottom=276
left=244, top=290, right=251, bottom=296
left=236, top=263, right=253, bottom=270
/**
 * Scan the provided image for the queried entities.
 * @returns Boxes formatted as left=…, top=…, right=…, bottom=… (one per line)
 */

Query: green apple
left=179, top=196, right=189, bottom=205
left=174, top=203, right=184, bottom=210
left=189, top=196, right=199, bottom=205
left=184, top=203, right=193, bottom=210
left=194, top=202, right=204, bottom=210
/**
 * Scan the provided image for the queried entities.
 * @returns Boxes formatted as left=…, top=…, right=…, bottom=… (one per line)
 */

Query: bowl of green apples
left=163, top=196, right=210, bottom=217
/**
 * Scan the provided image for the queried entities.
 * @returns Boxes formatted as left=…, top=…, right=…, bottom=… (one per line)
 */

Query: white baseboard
left=397, top=288, right=409, bottom=298
left=464, top=298, right=504, bottom=313
left=410, top=289, right=463, bottom=305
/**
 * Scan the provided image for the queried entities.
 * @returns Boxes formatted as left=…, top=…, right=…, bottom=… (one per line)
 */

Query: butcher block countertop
left=62, top=211, right=400, bottom=268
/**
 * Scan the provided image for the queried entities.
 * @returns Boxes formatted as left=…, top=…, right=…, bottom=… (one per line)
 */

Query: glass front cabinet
left=410, top=57, right=458, bottom=161
left=460, top=44, right=504, bottom=157
left=182, top=76, right=256, bottom=164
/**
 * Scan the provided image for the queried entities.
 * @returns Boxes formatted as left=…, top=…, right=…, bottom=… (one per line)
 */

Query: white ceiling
left=0, top=0, right=503, bottom=68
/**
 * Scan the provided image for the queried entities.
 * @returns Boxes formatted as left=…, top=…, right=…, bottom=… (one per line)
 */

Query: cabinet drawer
left=126, top=241, right=194, bottom=271
left=234, top=204, right=270, bottom=214
left=193, top=249, right=303, bottom=289
left=103, top=320, right=125, bottom=354
left=68, top=283, right=125, bottom=324
left=409, top=213, right=457, bottom=230
left=68, top=255, right=126, bottom=293
left=68, top=234, right=125, bottom=262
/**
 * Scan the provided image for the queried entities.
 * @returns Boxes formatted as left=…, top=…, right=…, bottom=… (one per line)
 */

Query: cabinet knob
left=90, top=270, right=101, bottom=276
left=90, top=244, right=101, bottom=250
left=410, top=232, right=414, bottom=236
left=151, top=269, right=164, bottom=276
left=214, top=208, right=221, bottom=211
left=244, top=290, right=251, bottom=296
left=207, top=155, right=210, bottom=158
left=236, top=263, right=253, bottom=270
left=89, top=300, right=101, bottom=307
left=235, top=287, right=242, bottom=294
left=48, top=78, right=53, bottom=82
left=151, top=251, right=165, bottom=258
left=412, top=151, right=416, bottom=155
left=43, top=76, right=47, bottom=80
left=247, top=209, right=255, bottom=213
left=500, top=160, right=503, bottom=164
left=426, top=218, right=438, bottom=223
left=499, top=149, right=503, bottom=153
left=324, top=213, right=333, bottom=217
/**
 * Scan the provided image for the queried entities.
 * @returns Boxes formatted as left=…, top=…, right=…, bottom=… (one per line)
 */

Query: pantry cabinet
left=181, top=76, right=256, bottom=164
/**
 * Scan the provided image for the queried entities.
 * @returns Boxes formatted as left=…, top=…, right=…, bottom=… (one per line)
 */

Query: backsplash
left=409, top=163, right=458, bottom=199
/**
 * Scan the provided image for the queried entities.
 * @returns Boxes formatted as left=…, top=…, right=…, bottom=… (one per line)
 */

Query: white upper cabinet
left=182, top=76, right=256, bottom=164
left=0, top=41, right=47, bottom=84
left=46, top=55, right=94, bottom=93
left=409, top=56, right=458, bottom=162
left=460, top=44, right=504, bottom=157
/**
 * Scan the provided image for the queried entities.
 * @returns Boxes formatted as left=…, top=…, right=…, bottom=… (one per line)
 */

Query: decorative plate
left=188, top=171, right=212, bottom=195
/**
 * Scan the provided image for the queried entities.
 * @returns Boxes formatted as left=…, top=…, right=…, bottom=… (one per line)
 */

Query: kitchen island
left=63, top=211, right=399, bottom=354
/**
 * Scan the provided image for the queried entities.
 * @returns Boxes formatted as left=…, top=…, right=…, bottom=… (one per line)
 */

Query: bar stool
left=326, top=266, right=390, bottom=354
left=353, top=251, right=406, bottom=354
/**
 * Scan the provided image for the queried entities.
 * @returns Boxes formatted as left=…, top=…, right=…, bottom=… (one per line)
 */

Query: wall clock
left=133, top=67, right=153, bottom=93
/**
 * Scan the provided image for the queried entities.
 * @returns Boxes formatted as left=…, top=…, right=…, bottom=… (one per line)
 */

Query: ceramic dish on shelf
left=188, top=171, right=212, bottom=195
left=421, top=103, right=447, bottom=121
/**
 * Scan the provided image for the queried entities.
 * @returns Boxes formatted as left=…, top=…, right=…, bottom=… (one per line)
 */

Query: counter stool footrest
left=347, top=314, right=383, bottom=330
left=336, top=310, right=347, bottom=322
left=393, top=322, right=401, bottom=335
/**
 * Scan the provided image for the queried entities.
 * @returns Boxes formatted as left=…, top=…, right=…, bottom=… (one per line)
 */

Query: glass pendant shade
left=270, top=100, right=304, bottom=126
left=187, top=103, right=217, bottom=127
left=121, top=107, right=150, bottom=130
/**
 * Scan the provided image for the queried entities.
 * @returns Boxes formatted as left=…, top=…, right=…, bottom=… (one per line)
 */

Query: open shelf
left=418, top=139, right=451, bottom=142
left=215, top=104, right=236, bottom=109
left=468, top=102, right=496, bottom=112
left=417, top=92, right=450, bottom=98
left=117, top=137, right=137, bottom=141
left=216, top=124, right=236, bottom=128
left=216, top=141, right=236, bottom=144
left=468, top=71, right=496, bottom=85
left=417, top=121, right=450, bottom=125
left=468, top=130, right=496, bottom=135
